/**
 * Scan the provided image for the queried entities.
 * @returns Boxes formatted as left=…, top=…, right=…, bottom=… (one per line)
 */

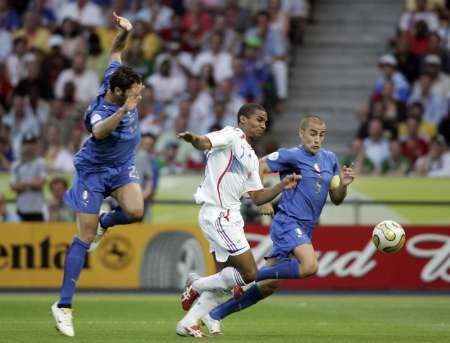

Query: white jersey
left=194, top=126, right=263, bottom=210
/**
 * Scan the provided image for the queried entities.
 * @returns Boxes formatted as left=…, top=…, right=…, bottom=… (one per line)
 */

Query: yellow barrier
left=0, top=223, right=215, bottom=289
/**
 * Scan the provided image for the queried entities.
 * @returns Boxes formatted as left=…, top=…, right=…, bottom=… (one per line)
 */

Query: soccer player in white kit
left=176, top=103, right=299, bottom=337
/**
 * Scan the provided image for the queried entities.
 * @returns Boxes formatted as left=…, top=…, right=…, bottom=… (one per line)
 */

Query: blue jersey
left=266, top=145, right=340, bottom=225
left=74, top=61, right=140, bottom=169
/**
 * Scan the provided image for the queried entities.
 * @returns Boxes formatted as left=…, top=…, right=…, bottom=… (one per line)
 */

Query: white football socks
left=192, top=267, right=245, bottom=292
left=180, top=291, right=222, bottom=326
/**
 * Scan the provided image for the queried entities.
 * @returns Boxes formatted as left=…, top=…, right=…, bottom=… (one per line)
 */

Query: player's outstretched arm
left=249, top=173, right=301, bottom=206
left=110, top=12, right=133, bottom=63
left=177, top=132, right=212, bottom=150
left=329, top=164, right=355, bottom=205
left=92, top=83, right=144, bottom=140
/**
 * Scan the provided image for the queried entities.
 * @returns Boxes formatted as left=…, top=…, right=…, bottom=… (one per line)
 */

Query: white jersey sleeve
left=206, top=126, right=236, bottom=149
left=244, top=167, right=263, bottom=193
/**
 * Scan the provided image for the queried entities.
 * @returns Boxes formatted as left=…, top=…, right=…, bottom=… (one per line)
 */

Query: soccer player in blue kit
left=199, top=115, right=355, bottom=334
left=51, top=13, right=145, bottom=337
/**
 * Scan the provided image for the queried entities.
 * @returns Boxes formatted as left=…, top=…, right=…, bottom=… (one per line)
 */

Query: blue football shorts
left=64, top=163, right=140, bottom=214
left=266, top=211, right=315, bottom=260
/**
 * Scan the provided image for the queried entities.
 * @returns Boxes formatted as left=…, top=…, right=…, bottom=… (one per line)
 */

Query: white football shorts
left=198, top=204, right=250, bottom=262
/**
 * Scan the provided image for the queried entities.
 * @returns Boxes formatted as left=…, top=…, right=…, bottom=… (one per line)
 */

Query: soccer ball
left=372, top=220, right=406, bottom=253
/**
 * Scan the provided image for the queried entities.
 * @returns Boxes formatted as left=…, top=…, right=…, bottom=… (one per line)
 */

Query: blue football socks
left=210, top=284, right=264, bottom=320
left=99, top=207, right=132, bottom=229
left=58, top=237, right=90, bottom=307
left=256, top=258, right=300, bottom=281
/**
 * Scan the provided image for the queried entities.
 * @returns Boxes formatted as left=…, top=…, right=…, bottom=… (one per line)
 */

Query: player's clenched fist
left=281, top=173, right=301, bottom=189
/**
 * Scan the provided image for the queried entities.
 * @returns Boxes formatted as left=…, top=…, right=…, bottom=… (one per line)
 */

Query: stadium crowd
left=0, top=0, right=311, bottom=222
left=353, top=0, right=450, bottom=177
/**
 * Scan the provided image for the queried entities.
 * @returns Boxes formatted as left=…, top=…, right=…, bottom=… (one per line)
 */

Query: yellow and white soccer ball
left=372, top=220, right=406, bottom=253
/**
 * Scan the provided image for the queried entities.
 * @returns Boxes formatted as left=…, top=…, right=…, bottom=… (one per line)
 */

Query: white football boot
left=201, top=313, right=222, bottom=335
left=51, top=302, right=74, bottom=337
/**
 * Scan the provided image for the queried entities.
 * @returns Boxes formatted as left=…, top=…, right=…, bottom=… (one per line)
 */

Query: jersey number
left=128, top=166, right=140, bottom=179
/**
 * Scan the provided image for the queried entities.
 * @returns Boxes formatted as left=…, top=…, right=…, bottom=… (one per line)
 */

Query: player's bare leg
left=52, top=213, right=98, bottom=337
left=89, top=183, right=143, bottom=251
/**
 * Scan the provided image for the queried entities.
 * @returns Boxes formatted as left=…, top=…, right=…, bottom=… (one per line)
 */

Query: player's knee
left=302, top=261, right=319, bottom=277
left=126, top=207, right=144, bottom=222
left=240, top=267, right=257, bottom=284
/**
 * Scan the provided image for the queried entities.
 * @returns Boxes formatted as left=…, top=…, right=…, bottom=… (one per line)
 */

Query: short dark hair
left=237, top=103, right=266, bottom=125
left=109, top=66, right=141, bottom=93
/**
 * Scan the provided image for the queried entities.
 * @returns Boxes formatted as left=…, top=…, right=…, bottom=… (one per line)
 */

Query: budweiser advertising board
left=246, top=225, right=450, bottom=290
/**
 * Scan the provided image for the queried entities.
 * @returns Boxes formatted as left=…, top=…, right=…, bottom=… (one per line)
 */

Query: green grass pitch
left=1, top=294, right=449, bottom=343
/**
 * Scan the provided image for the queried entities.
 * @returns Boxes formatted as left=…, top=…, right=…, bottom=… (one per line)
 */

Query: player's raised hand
left=341, top=163, right=355, bottom=186
left=177, top=131, right=195, bottom=143
left=259, top=203, right=274, bottom=217
left=282, top=173, right=301, bottom=189
left=113, top=12, right=133, bottom=32
left=123, top=83, right=144, bottom=112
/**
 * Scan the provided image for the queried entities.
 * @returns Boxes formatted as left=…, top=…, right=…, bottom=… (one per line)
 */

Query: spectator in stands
left=16, top=55, right=53, bottom=101
left=135, top=0, right=174, bottom=32
left=159, top=140, right=185, bottom=175
left=86, top=32, right=109, bottom=79
left=247, top=10, right=288, bottom=108
left=406, top=20, right=431, bottom=57
left=0, top=28, right=11, bottom=62
left=44, top=35, right=70, bottom=86
left=44, top=125, right=74, bottom=173
left=184, top=76, right=213, bottom=134
left=395, top=36, right=421, bottom=83
left=182, top=0, right=213, bottom=50
left=135, top=132, right=158, bottom=222
left=205, top=99, right=235, bottom=131
left=57, top=17, right=84, bottom=59
left=26, top=0, right=57, bottom=29
left=399, top=0, right=439, bottom=35
left=232, top=57, right=263, bottom=103
left=193, top=32, right=233, bottom=84
left=215, top=78, right=245, bottom=124
left=0, top=193, right=19, bottom=222
left=13, top=11, right=50, bottom=53
left=341, top=138, right=373, bottom=175
left=373, top=54, right=410, bottom=103
left=408, top=73, right=447, bottom=125
left=5, top=37, right=28, bottom=87
left=59, top=0, right=104, bottom=27
left=146, top=58, right=186, bottom=103
left=0, top=61, right=13, bottom=108
left=362, top=118, right=391, bottom=174
left=418, top=54, right=450, bottom=98
left=0, top=0, right=20, bottom=31
left=54, top=52, right=100, bottom=103
left=48, top=177, right=75, bottom=222
left=382, top=140, right=412, bottom=176
left=399, top=102, right=437, bottom=141
left=414, top=134, right=448, bottom=176
left=400, top=116, right=429, bottom=163
left=2, top=94, right=41, bottom=159
left=130, top=19, right=161, bottom=61
left=10, top=133, right=47, bottom=221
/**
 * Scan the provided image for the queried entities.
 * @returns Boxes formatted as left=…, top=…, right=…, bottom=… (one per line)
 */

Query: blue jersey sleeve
left=97, top=60, right=122, bottom=97
left=265, top=148, right=293, bottom=173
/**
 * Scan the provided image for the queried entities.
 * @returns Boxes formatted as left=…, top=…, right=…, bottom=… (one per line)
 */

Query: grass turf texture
left=1, top=294, right=449, bottom=343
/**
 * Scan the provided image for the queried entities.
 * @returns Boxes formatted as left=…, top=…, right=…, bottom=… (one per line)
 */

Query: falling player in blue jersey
left=194, top=115, right=355, bottom=335
left=51, top=13, right=145, bottom=337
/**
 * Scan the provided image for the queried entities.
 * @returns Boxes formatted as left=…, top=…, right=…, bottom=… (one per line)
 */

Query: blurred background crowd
left=352, top=0, right=450, bottom=177
left=1, top=0, right=450, bottom=224
left=0, top=0, right=311, bottom=222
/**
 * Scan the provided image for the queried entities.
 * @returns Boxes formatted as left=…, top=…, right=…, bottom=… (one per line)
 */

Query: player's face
left=300, top=121, right=326, bottom=154
left=243, top=110, right=268, bottom=139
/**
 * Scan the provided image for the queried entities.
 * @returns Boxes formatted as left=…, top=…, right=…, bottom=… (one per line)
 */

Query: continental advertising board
left=0, top=224, right=448, bottom=290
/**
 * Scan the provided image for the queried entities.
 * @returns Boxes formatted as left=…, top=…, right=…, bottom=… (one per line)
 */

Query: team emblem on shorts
left=267, top=152, right=279, bottom=161
left=295, top=228, right=303, bottom=237
left=82, top=190, right=89, bottom=207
